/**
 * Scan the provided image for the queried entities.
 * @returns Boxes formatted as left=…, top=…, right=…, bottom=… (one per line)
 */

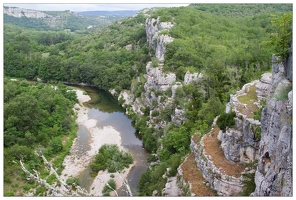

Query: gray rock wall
left=252, top=53, right=293, bottom=196
left=145, top=17, right=174, bottom=62
left=190, top=137, right=248, bottom=196
left=220, top=74, right=272, bottom=164
left=4, top=7, right=51, bottom=18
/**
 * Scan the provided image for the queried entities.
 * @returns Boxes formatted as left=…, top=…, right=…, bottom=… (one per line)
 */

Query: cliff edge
left=252, top=41, right=293, bottom=196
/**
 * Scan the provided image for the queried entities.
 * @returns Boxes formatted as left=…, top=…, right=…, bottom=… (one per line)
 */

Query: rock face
left=4, top=7, right=51, bottom=18
left=118, top=15, right=204, bottom=129
left=190, top=135, right=247, bottom=196
left=219, top=75, right=271, bottom=163
left=284, top=40, right=293, bottom=81
left=144, top=62, right=176, bottom=92
left=256, top=73, right=272, bottom=102
left=145, top=17, right=174, bottom=62
left=252, top=52, right=293, bottom=196
left=184, top=71, right=203, bottom=85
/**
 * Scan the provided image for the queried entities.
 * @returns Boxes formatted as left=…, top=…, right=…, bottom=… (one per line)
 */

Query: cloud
left=3, top=3, right=189, bottom=12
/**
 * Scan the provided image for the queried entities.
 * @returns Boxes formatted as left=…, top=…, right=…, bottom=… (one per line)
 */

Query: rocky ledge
left=219, top=73, right=272, bottom=163
left=190, top=128, right=254, bottom=196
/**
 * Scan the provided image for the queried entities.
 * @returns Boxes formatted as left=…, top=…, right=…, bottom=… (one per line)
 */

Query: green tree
left=161, top=126, right=190, bottom=159
left=268, top=12, right=292, bottom=60
left=49, top=137, right=63, bottom=154
left=4, top=93, right=40, bottom=135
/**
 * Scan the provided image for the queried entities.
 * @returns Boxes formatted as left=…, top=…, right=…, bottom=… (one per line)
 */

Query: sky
left=3, top=3, right=190, bottom=12
left=3, top=0, right=291, bottom=12
left=3, top=1, right=191, bottom=12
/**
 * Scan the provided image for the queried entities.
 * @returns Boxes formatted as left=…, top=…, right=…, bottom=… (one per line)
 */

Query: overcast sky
left=3, top=0, right=291, bottom=12
left=3, top=2, right=190, bottom=12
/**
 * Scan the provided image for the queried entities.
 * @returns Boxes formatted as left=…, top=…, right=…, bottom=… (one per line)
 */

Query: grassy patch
left=237, top=84, right=259, bottom=118
left=238, top=84, right=257, bottom=104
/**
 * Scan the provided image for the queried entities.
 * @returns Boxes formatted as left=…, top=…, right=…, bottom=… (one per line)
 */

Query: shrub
left=253, top=107, right=263, bottom=121
left=4, top=191, right=14, bottom=196
left=240, top=172, right=256, bottom=196
left=35, top=185, right=46, bottom=196
left=66, top=176, right=79, bottom=186
left=167, top=154, right=182, bottom=177
left=216, top=112, right=236, bottom=132
left=89, top=144, right=133, bottom=173
left=151, top=110, right=159, bottom=117
left=49, top=137, right=63, bottom=154
left=47, top=174, right=57, bottom=185
left=151, top=57, right=158, bottom=67
left=275, top=83, right=292, bottom=101
left=102, top=179, right=116, bottom=196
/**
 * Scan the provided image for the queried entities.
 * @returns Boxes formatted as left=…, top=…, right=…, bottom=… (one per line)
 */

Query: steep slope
left=252, top=43, right=293, bottom=196
left=3, top=4, right=293, bottom=196
left=3, top=6, right=130, bottom=31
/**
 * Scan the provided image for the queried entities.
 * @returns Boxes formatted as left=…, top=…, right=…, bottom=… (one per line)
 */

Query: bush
left=147, top=154, right=158, bottom=163
left=240, top=172, right=256, bottom=196
left=66, top=176, right=79, bottom=186
left=216, top=112, right=236, bottom=132
left=253, top=107, right=263, bottom=121
left=49, top=137, right=63, bottom=154
left=275, top=83, right=292, bottom=101
left=35, top=185, right=46, bottom=196
left=167, top=154, right=182, bottom=177
left=89, top=144, right=133, bottom=173
left=4, top=191, right=14, bottom=196
left=151, top=110, right=159, bottom=117
left=102, top=179, right=116, bottom=196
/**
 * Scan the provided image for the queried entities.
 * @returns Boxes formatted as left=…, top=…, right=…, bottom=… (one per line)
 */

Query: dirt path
left=181, top=153, right=216, bottom=196
left=203, top=127, right=246, bottom=177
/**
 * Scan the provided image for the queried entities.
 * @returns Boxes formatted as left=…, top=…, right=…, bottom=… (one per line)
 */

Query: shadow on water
left=80, top=86, right=124, bottom=113
left=72, top=85, right=148, bottom=196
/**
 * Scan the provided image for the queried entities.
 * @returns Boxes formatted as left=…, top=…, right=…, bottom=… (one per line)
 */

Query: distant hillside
left=3, top=6, right=136, bottom=31
left=189, top=3, right=292, bottom=17
left=77, top=10, right=139, bottom=16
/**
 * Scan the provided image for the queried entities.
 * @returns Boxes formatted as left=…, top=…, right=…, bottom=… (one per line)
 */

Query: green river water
left=73, top=86, right=148, bottom=196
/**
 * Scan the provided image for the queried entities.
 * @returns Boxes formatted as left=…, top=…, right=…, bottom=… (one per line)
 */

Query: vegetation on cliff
left=3, top=3, right=292, bottom=196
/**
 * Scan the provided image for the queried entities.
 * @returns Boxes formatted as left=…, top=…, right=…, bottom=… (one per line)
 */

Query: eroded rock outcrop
left=218, top=74, right=272, bottom=163
left=145, top=17, right=174, bottom=62
left=190, top=128, right=254, bottom=196
left=4, top=7, right=51, bottom=18
left=184, top=71, right=203, bottom=85
left=144, top=62, right=176, bottom=92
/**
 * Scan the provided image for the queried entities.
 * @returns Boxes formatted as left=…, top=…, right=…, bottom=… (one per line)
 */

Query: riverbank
left=59, top=89, right=135, bottom=196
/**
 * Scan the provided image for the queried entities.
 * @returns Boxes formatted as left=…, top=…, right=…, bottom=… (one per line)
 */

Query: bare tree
left=16, top=149, right=131, bottom=197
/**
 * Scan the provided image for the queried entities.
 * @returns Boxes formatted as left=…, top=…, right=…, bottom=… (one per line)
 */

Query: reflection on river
left=74, top=86, right=148, bottom=196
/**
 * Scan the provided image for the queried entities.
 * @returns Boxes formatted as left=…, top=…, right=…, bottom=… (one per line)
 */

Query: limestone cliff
left=4, top=6, right=87, bottom=29
left=145, top=17, right=174, bottom=63
left=119, top=16, right=202, bottom=128
left=4, top=6, right=51, bottom=18
left=252, top=50, right=293, bottom=196
left=218, top=73, right=272, bottom=163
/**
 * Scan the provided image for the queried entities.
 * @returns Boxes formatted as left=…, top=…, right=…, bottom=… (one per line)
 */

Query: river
left=73, top=86, right=148, bottom=196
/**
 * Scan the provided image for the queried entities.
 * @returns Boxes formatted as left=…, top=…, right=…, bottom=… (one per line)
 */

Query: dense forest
left=3, top=4, right=292, bottom=196
left=3, top=79, right=78, bottom=196
left=3, top=7, right=135, bottom=31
